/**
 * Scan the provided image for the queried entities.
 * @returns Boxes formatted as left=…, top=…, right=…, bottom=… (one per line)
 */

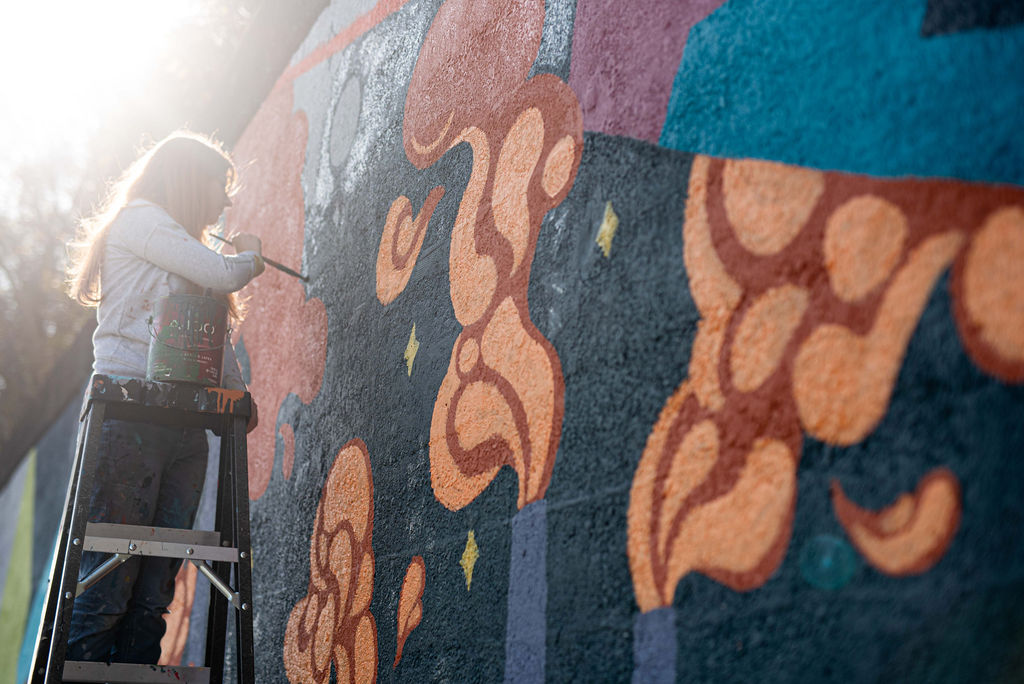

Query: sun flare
left=0, top=1, right=199, bottom=162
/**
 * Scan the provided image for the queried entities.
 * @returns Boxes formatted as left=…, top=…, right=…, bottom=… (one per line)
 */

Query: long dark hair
left=67, top=130, right=243, bottom=318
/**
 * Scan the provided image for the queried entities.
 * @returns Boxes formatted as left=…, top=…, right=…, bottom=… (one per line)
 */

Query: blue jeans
left=67, top=419, right=208, bottom=664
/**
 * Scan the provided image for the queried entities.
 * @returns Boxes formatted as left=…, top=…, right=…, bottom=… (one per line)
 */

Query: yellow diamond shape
left=596, top=200, right=619, bottom=258
left=404, top=323, right=420, bottom=376
left=460, top=530, right=479, bottom=591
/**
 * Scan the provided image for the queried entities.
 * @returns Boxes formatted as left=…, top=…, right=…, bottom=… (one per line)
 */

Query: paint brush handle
left=209, top=233, right=308, bottom=281
left=261, top=256, right=307, bottom=281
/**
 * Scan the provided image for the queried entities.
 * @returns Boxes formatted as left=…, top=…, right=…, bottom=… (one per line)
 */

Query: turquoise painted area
left=17, top=544, right=52, bottom=683
left=799, top=534, right=859, bottom=591
left=660, top=0, right=1024, bottom=185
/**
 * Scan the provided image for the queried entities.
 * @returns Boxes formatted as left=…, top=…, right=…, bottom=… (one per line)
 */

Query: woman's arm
left=115, top=208, right=262, bottom=293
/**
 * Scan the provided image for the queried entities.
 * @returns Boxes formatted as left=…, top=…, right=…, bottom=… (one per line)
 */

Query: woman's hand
left=231, top=232, right=262, bottom=255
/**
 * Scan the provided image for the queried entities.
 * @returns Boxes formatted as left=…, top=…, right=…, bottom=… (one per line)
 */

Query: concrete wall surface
left=7, top=0, right=1024, bottom=681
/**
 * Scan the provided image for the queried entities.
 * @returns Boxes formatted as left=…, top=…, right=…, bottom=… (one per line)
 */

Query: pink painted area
left=568, top=0, right=725, bottom=142
left=225, top=85, right=328, bottom=501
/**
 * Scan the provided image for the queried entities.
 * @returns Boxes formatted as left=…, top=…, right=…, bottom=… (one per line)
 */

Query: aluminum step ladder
left=28, top=374, right=256, bottom=683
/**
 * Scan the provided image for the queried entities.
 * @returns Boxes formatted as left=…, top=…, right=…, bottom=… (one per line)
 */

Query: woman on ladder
left=65, top=130, right=264, bottom=664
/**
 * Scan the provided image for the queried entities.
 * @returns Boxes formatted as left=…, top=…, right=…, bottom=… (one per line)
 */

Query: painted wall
left=1, top=395, right=79, bottom=681
left=8, top=0, right=1024, bottom=681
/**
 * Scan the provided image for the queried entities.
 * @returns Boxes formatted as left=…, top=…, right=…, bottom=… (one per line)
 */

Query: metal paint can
left=146, top=294, right=228, bottom=386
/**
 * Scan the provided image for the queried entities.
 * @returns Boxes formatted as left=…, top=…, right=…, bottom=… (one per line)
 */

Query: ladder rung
left=84, top=523, right=237, bottom=562
left=86, top=522, right=222, bottom=546
left=64, top=661, right=210, bottom=683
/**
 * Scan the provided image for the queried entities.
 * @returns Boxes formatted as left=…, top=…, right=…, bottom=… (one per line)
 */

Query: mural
left=388, top=0, right=581, bottom=513
left=627, top=154, right=1024, bottom=680
left=7, top=0, right=1024, bottom=682
left=375, top=0, right=582, bottom=677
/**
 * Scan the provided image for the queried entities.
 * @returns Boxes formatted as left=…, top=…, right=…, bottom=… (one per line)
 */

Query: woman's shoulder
left=115, top=198, right=179, bottom=227
left=108, top=200, right=185, bottom=246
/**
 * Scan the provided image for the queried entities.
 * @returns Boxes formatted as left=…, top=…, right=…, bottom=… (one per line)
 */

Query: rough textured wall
left=223, top=0, right=1024, bottom=681
left=211, top=1, right=1024, bottom=681
left=8, top=0, right=1022, bottom=681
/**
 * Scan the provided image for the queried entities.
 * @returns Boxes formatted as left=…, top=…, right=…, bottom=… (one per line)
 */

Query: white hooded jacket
left=92, top=199, right=261, bottom=390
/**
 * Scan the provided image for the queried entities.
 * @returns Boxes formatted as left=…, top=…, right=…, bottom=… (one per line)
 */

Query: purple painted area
left=568, top=0, right=725, bottom=142
left=632, top=607, right=676, bottom=684
left=504, top=499, right=547, bottom=683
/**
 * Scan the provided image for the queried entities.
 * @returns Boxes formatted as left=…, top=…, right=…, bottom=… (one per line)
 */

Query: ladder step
left=84, top=523, right=237, bottom=562
left=64, top=661, right=210, bottom=683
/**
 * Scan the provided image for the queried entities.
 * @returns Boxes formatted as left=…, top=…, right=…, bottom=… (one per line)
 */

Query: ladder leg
left=231, top=416, right=255, bottom=683
left=206, top=423, right=233, bottom=684
left=46, top=401, right=107, bottom=680
left=28, top=404, right=90, bottom=683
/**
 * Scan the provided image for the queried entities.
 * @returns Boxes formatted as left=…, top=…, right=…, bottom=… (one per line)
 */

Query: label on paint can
left=146, top=294, right=228, bottom=386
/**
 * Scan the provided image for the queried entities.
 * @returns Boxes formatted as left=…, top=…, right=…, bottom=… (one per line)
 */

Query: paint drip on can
left=146, top=294, right=227, bottom=386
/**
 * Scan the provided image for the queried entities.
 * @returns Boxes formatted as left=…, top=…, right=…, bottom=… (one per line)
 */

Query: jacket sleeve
left=115, top=209, right=261, bottom=293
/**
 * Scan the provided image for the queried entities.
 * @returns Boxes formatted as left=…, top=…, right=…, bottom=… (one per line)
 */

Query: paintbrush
left=209, top=233, right=309, bottom=281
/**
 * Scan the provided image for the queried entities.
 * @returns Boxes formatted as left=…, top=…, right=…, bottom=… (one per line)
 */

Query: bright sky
left=0, top=1, right=200, bottom=166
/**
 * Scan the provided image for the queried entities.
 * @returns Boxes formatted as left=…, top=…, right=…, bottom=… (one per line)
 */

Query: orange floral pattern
left=284, top=440, right=377, bottom=683
left=376, top=0, right=582, bottom=510
left=629, top=155, right=1024, bottom=612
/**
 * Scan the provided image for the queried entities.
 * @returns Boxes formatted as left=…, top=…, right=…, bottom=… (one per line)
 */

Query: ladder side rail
left=205, top=417, right=233, bottom=684
left=45, top=400, right=107, bottom=681
left=231, top=415, right=255, bottom=684
left=28, top=400, right=91, bottom=684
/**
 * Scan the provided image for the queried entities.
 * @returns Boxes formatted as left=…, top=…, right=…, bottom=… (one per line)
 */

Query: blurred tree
left=0, top=152, right=93, bottom=469
left=0, top=0, right=328, bottom=487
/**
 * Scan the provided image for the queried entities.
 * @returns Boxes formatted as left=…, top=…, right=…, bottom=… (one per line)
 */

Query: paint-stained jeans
left=67, top=419, right=208, bottom=664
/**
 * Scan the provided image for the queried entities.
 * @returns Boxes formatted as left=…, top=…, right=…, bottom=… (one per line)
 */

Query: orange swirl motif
left=376, top=188, right=445, bottom=305
left=629, top=154, right=1024, bottom=612
left=284, top=440, right=377, bottom=684
left=394, top=556, right=425, bottom=668
left=832, top=468, right=961, bottom=576
left=380, top=0, right=582, bottom=510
